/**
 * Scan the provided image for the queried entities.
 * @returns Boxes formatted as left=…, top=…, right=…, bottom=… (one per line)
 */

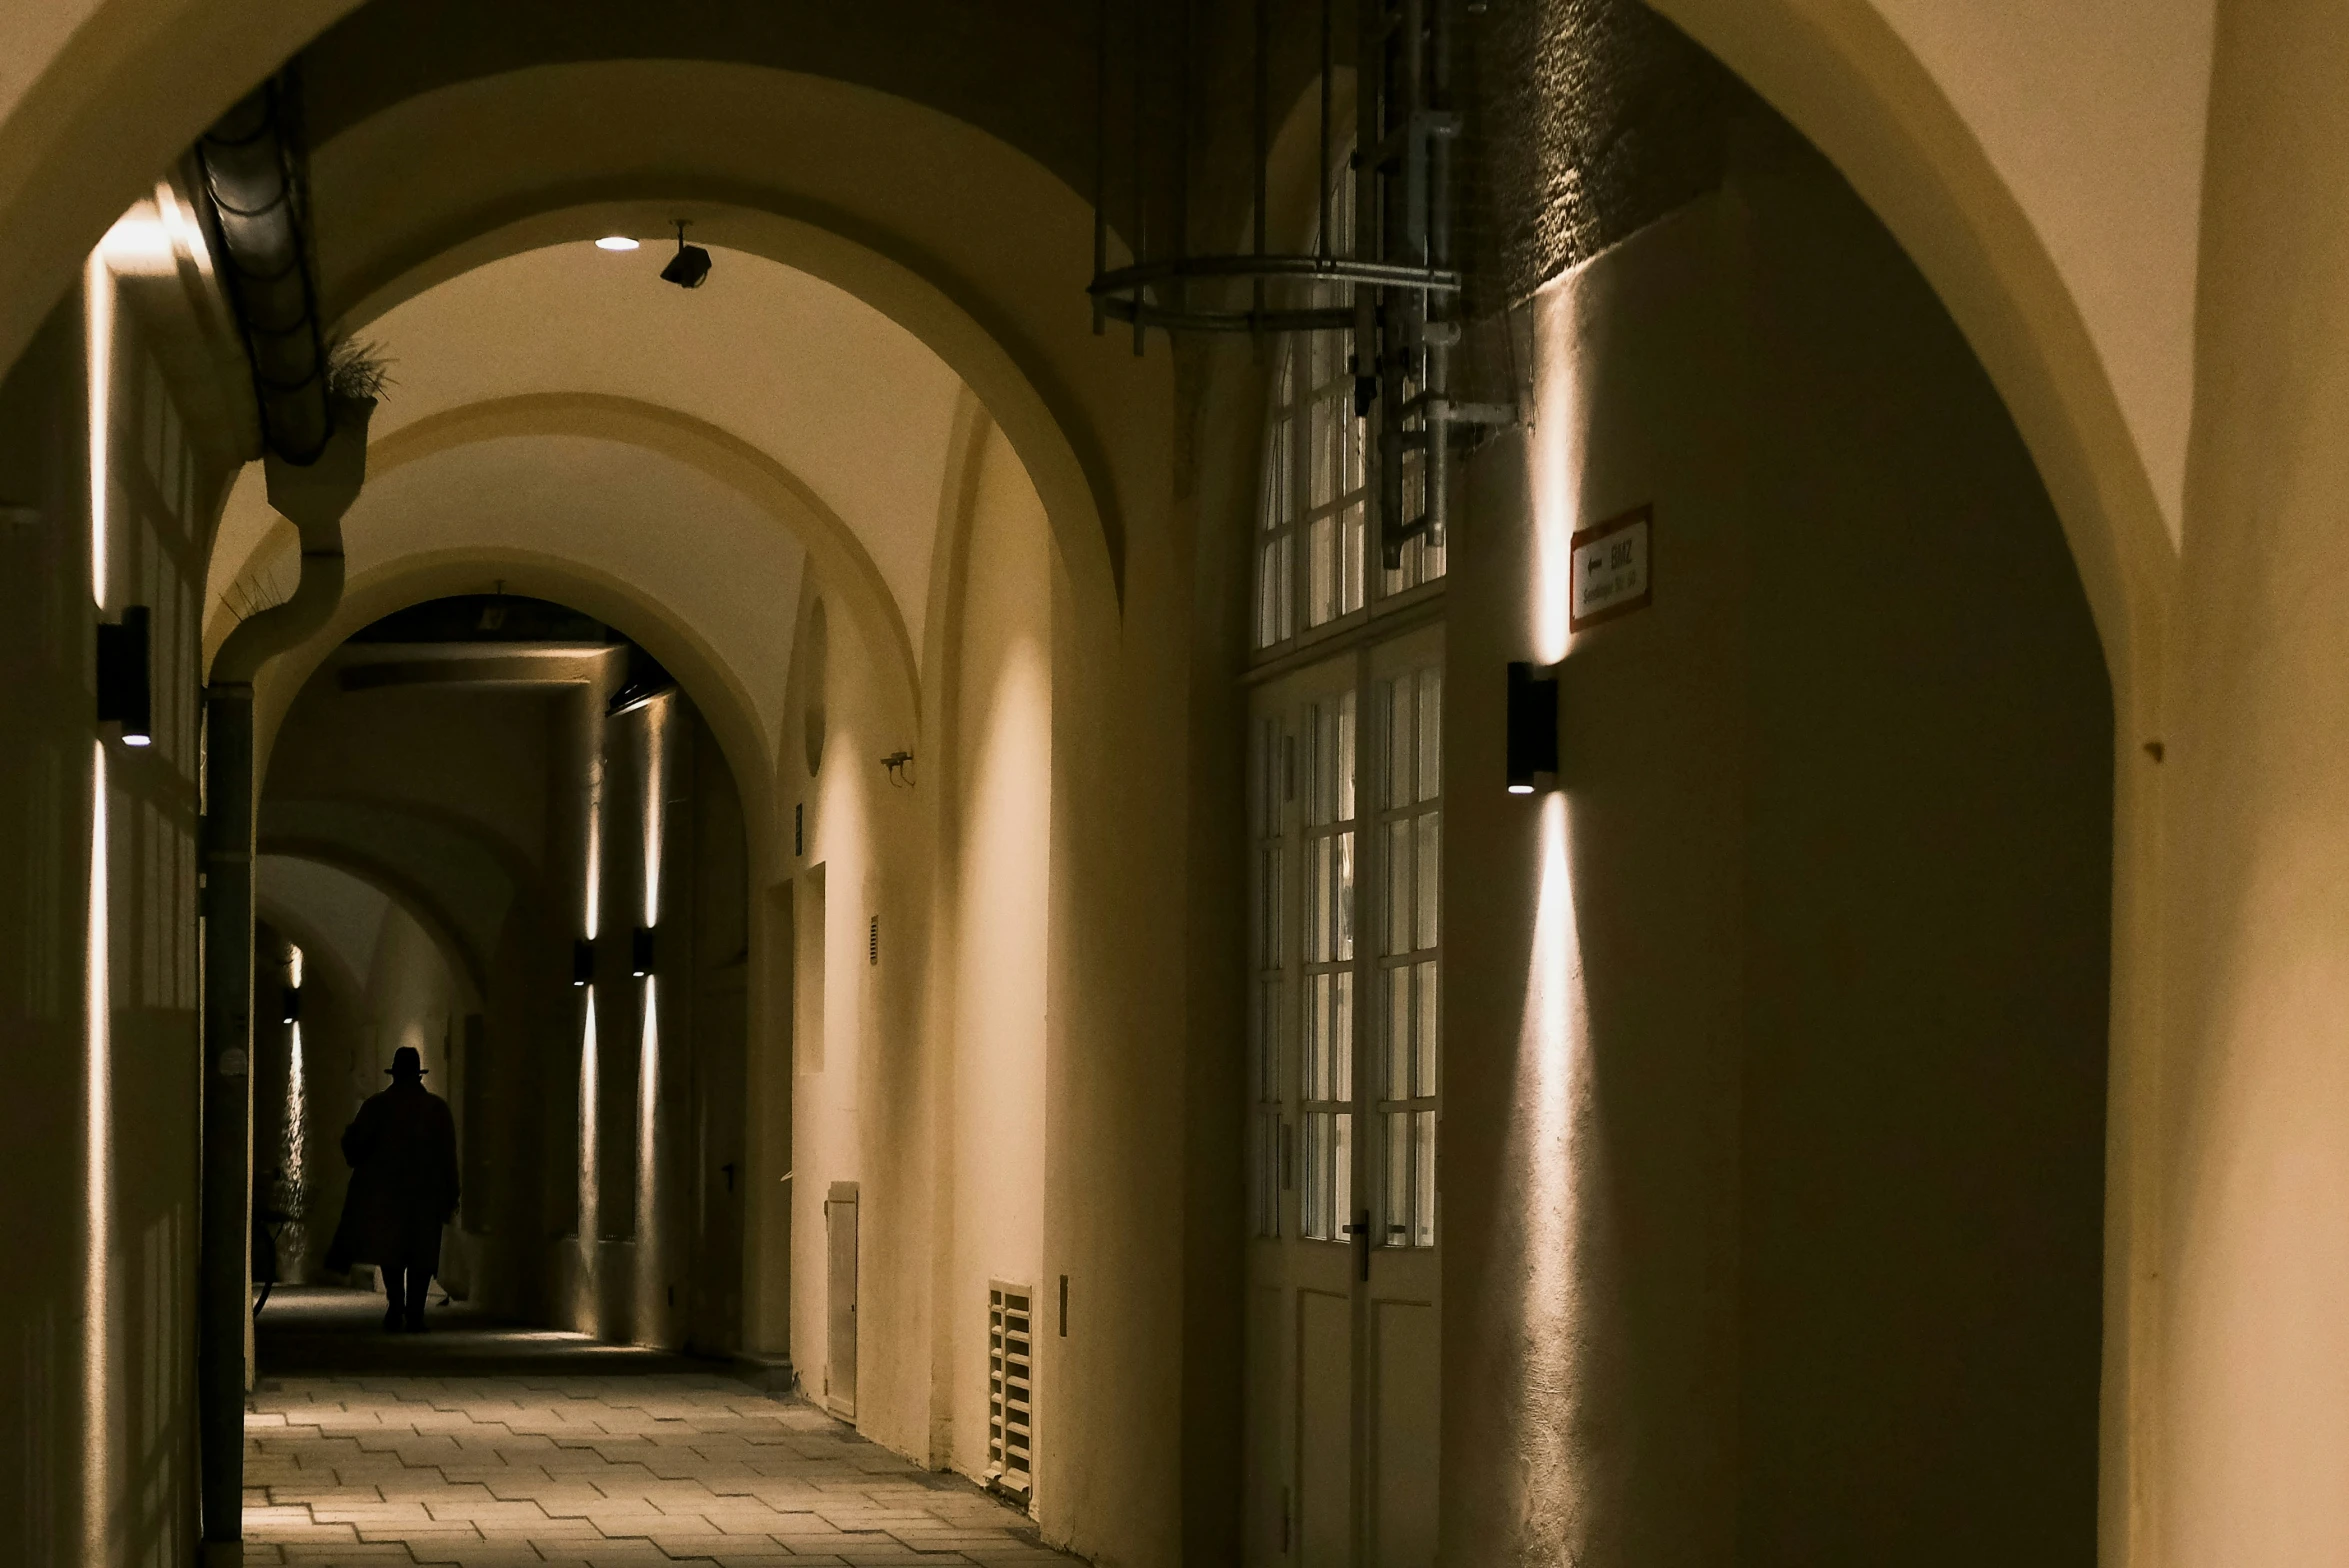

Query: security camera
left=661, top=220, right=711, bottom=289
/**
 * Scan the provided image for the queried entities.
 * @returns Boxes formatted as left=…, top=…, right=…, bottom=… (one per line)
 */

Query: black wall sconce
left=572, top=938, right=596, bottom=987
left=1506, top=660, right=1560, bottom=794
left=96, top=605, right=152, bottom=747
left=632, top=926, right=656, bottom=978
left=281, top=985, right=302, bottom=1024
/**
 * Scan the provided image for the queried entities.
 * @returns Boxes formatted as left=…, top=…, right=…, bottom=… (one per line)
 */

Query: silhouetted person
left=332, top=1046, right=458, bottom=1332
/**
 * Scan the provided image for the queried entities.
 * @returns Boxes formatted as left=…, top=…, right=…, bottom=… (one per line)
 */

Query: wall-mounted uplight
left=281, top=985, right=302, bottom=1024
left=594, top=235, right=640, bottom=252
left=631, top=926, right=656, bottom=979
left=96, top=605, right=151, bottom=747
left=573, top=937, right=596, bottom=987
left=1506, top=660, right=1561, bottom=794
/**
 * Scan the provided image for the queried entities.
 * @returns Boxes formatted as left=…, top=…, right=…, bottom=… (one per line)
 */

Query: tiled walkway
left=245, top=1288, right=1071, bottom=1567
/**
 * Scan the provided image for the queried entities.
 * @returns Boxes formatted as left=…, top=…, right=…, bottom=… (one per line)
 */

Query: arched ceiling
left=255, top=852, right=392, bottom=998
left=356, top=240, right=959, bottom=654
left=208, top=238, right=968, bottom=768
left=1653, top=0, right=2213, bottom=545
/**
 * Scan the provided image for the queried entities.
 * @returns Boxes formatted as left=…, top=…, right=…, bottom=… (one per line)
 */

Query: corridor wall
left=1441, top=118, right=2112, bottom=1565
left=0, top=231, right=249, bottom=1562
left=938, top=419, right=1054, bottom=1489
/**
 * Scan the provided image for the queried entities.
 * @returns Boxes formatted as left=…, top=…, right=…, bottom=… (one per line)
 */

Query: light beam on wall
left=84, top=252, right=110, bottom=608
left=83, top=740, right=113, bottom=1556
left=286, top=946, right=307, bottom=1204
left=579, top=991, right=600, bottom=1241
left=642, top=693, right=667, bottom=929
left=585, top=736, right=604, bottom=941
left=637, top=978, right=660, bottom=1265
left=1502, top=789, right=1585, bottom=1546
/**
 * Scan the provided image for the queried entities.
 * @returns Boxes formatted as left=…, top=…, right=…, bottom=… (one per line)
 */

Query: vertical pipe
left=198, top=399, right=371, bottom=1550
left=1174, top=0, right=1193, bottom=328
left=1094, top=0, right=1109, bottom=334
left=198, top=683, right=255, bottom=1547
left=1253, top=0, right=1269, bottom=327
left=1364, top=0, right=1403, bottom=566
left=1131, top=0, right=1148, bottom=352
left=1318, top=0, right=1333, bottom=259
left=1418, top=0, right=1437, bottom=551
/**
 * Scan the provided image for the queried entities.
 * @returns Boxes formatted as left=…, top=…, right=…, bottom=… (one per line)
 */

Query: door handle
left=1344, top=1210, right=1371, bottom=1281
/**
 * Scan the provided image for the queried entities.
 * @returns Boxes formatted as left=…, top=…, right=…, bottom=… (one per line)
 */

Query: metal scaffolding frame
left=1087, top=0, right=1513, bottom=566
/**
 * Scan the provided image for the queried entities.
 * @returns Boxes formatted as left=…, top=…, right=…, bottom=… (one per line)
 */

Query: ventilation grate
left=987, top=1281, right=1035, bottom=1497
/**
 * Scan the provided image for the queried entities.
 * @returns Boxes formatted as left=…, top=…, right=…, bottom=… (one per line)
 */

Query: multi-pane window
left=1299, top=689, right=1356, bottom=1241
left=1378, top=665, right=1441, bottom=1248
left=1250, top=657, right=1442, bottom=1255
left=1258, top=327, right=1365, bottom=647
left=1253, top=143, right=1446, bottom=656
left=1250, top=715, right=1286, bottom=1239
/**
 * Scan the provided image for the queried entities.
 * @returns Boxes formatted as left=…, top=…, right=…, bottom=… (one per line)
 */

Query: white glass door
left=1245, top=626, right=1442, bottom=1568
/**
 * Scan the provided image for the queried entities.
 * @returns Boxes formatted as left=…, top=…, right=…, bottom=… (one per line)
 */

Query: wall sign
left=1570, top=504, right=1653, bottom=630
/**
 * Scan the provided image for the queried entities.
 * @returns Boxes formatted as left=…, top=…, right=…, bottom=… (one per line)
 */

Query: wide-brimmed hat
left=385, top=1046, right=427, bottom=1078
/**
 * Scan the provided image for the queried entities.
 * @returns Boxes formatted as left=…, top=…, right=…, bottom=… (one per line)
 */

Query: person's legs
left=403, top=1259, right=430, bottom=1331
left=381, top=1264, right=406, bottom=1331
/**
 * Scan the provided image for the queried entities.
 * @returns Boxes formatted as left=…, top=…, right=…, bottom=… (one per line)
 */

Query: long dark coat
left=325, top=1079, right=459, bottom=1274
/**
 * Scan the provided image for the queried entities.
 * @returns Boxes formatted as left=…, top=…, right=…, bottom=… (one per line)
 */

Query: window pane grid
left=1250, top=719, right=1288, bottom=1238
left=1299, top=687, right=1357, bottom=1243
left=1376, top=663, right=1441, bottom=1250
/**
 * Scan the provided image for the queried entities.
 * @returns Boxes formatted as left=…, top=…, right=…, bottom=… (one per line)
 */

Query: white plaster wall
left=945, top=425, right=1052, bottom=1485
left=1865, top=0, right=2214, bottom=537
left=364, top=899, right=454, bottom=1086
left=788, top=585, right=885, bottom=1413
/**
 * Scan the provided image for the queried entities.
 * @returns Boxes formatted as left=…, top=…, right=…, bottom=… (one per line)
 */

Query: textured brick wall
left=1464, top=0, right=1744, bottom=305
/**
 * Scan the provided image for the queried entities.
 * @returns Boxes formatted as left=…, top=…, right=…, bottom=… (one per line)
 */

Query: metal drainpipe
left=198, top=399, right=372, bottom=1558
left=192, top=72, right=364, bottom=1558
left=195, top=78, right=332, bottom=466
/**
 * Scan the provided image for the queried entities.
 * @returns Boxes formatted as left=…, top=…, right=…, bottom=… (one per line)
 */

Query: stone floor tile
left=249, top=1292, right=1071, bottom=1568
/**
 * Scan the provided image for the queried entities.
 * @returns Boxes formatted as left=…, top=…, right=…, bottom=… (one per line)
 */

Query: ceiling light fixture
left=594, top=235, right=639, bottom=252
left=660, top=219, right=712, bottom=289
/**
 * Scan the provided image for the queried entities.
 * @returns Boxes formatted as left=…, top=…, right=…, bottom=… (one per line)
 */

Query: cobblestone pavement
left=244, top=1289, right=1071, bottom=1567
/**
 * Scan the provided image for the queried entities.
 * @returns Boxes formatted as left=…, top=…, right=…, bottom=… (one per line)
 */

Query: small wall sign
left=1570, top=504, right=1653, bottom=630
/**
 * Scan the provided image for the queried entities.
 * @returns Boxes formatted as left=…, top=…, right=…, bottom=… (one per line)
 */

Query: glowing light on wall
left=84, top=196, right=200, bottom=613
left=84, top=252, right=111, bottom=608
left=96, top=212, right=174, bottom=276
left=285, top=947, right=308, bottom=1202
left=585, top=747, right=604, bottom=941
left=636, top=979, right=660, bottom=1252
left=1504, top=789, right=1585, bottom=1538
left=578, top=992, right=600, bottom=1240
left=642, top=698, right=666, bottom=928
left=83, top=740, right=113, bottom=1555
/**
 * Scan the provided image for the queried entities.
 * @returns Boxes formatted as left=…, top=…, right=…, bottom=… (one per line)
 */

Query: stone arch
left=254, top=550, right=783, bottom=878
left=254, top=843, right=488, bottom=1011
left=305, top=63, right=1145, bottom=619
left=1647, top=0, right=2173, bottom=716
left=366, top=392, right=918, bottom=730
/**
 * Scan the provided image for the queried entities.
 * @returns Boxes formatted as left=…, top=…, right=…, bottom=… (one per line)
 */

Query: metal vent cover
left=987, top=1282, right=1035, bottom=1496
